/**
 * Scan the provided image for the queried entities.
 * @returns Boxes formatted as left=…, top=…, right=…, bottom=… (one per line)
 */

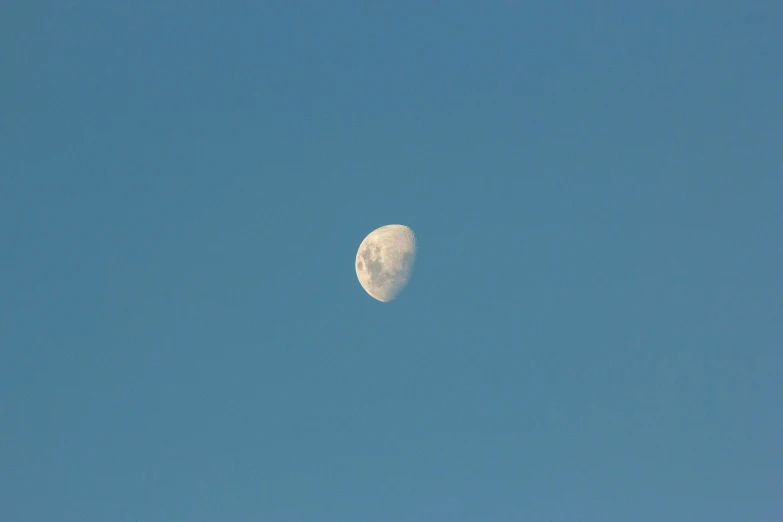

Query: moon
left=355, top=224, right=417, bottom=302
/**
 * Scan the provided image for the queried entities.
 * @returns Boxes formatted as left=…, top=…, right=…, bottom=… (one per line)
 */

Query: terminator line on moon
left=355, top=224, right=417, bottom=302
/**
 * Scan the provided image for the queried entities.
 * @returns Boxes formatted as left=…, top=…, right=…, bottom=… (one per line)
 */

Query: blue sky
left=2, top=3, right=781, bottom=521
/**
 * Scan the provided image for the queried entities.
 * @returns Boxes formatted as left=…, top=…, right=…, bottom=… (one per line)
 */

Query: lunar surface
left=355, top=224, right=417, bottom=302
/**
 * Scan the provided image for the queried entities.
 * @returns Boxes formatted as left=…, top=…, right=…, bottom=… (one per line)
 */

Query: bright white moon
left=355, top=224, right=417, bottom=302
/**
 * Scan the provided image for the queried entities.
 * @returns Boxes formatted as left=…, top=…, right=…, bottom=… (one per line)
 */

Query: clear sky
left=2, top=3, right=781, bottom=521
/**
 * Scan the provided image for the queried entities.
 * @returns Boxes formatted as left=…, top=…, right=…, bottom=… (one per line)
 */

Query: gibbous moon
left=355, top=224, right=417, bottom=302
